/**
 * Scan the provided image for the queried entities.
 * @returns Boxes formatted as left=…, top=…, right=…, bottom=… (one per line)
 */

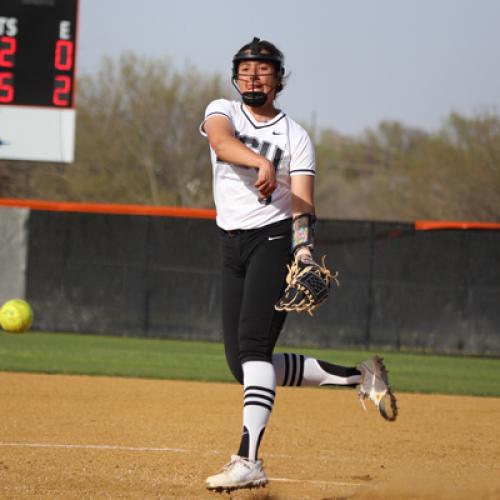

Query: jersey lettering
left=237, top=133, right=284, bottom=173
left=235, top=134, right=285, bottom=205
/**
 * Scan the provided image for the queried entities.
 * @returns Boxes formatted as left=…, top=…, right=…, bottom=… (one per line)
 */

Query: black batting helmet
left=232, top=37, right=285, bottom=88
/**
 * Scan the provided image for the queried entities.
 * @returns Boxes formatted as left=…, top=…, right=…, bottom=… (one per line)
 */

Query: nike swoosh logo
left=268, top=235, right=285, bottom=241
left=272, top=131, right=283, bottom=135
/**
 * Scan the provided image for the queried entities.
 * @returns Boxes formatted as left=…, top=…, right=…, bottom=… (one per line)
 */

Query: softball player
left=200, top=37, right=395, bottom=492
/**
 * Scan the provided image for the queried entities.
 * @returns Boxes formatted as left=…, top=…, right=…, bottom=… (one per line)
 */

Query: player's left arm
left=291, top=174, right=314, bottom=217
left=289, top=125, right=316, bottom=259
left=291, top=174, right=315, bottom=260
left=276, top=173, right=336, bottom=316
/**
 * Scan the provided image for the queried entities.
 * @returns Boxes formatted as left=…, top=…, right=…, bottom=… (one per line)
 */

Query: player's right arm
left=203, top=115, right=276, bottom=198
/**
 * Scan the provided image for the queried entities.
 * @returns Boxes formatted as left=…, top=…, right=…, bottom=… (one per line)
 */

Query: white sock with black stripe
left=272, top=353, right=361, bottom=387
left=237, top=361, right=276, bottom=462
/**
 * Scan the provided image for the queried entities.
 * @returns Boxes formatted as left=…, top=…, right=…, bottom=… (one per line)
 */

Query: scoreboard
left=0, top=0, right=77, bottom=107
left=0, top=0, right=79, bottom=163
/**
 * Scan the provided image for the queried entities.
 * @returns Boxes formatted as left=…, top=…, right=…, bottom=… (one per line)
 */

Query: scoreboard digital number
left=0, top=0, right=79, bottom=108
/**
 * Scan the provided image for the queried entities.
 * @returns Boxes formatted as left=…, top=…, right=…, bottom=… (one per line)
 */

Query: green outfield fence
left=1, top=198, right=499, bottom=355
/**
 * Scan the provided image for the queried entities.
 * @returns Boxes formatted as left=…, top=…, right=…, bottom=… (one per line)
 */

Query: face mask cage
left=231, top=37, right=284, bottom=91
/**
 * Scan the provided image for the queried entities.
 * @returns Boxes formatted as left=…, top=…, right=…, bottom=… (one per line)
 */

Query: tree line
left=1, top=52, right=499, bottom=222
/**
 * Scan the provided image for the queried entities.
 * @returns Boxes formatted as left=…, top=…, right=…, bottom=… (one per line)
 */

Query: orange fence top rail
left=1, top=199, right=499, bottom=229
left=415, top=220, right=500, bottom=231
left=0, top=198, right=217, bottom=219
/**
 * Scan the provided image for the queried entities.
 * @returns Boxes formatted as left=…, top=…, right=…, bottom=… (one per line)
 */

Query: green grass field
left=1, top=331, right=499, bottom=397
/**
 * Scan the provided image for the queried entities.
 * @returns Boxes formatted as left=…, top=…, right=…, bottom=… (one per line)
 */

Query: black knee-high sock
left=272, top=353, right=361, bottom=387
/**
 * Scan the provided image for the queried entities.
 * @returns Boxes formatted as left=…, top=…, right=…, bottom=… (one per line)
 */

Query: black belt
left=220, top=218, right=292, bottom=237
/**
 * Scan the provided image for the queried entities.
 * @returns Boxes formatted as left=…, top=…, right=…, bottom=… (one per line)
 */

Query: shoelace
left=222, top=456, right=251, bottom=472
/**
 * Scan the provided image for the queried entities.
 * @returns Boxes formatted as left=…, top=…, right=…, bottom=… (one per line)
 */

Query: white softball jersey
left=200, top=99, right=316, bottom=231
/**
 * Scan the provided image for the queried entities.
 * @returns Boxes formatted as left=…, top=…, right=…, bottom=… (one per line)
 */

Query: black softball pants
left=219, top=218, right=292, bottom=384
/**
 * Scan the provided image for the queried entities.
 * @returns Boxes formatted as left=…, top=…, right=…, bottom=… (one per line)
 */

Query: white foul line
left=0, top=442, right=189, bottom=453
left=269, top=477, right=366, bottom=487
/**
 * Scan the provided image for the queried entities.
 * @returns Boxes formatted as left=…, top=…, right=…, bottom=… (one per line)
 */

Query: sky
left=77, top=0, right=500, bottom=136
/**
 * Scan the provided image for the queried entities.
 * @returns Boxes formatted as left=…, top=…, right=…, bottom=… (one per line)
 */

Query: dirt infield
left=0, top=372, right=499, bottom=499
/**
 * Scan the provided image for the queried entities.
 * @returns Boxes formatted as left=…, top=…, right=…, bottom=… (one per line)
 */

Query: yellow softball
left=0, top=299, right=34, bottom=333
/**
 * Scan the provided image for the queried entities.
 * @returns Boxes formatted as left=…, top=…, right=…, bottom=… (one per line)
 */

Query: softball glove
left=275, top=254, right=338, bottom=316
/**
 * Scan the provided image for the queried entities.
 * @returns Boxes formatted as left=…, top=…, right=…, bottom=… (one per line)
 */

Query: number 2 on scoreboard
left=52, top=75, right=71, bottom=106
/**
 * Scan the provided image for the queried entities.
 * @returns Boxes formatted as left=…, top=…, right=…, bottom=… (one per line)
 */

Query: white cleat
left=357, top=356, right=398, bottom=421
left=205, top=455, right=267, bottom=492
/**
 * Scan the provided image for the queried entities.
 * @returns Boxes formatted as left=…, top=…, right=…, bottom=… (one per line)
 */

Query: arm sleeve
left=199, top=99, right=233, bottom=137
left=289, top=126, right=316, bottom=176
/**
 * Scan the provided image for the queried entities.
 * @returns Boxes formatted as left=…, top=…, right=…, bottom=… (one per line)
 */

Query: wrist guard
left=292, top=213, right=316, bottom=255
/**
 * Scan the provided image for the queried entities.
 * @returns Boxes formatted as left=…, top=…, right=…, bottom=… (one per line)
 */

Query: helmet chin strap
left=241, top=91, right=267, bottom=108
left=231, top=78, right=275, bottom=108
